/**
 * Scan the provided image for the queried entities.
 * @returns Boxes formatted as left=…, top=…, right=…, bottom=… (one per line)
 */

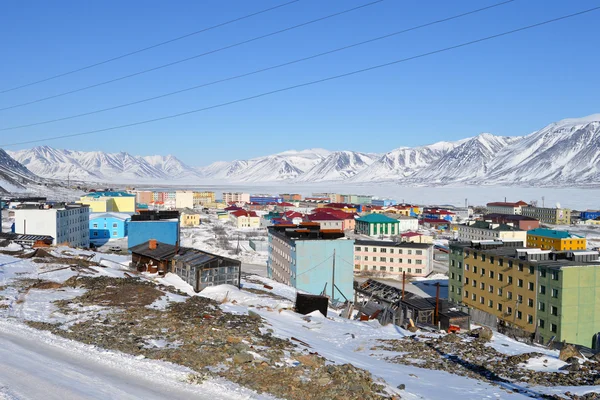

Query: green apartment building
left=355, top=214, right=400, bottom=237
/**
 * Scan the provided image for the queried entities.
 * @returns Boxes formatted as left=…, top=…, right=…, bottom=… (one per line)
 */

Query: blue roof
left=527, top=228, right=582, bottom=239
left=84, top=191, right=135, bottom=198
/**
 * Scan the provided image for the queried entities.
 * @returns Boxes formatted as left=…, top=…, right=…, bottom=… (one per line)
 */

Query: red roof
left=231, top=210, right=258, bottom=218
left=224, top=206, right=242, bottom=211
left=283, top=211, right=303, bottom=219
left=487, top=201, right=528, bottom=207
left=401, top=232, right=423, bottom=237
left=421, top=218, right=450, bottom=224
left=308, top=212, right=342, bottom=221
left=327, top=203, right=355, bottom=209
left=278, top=202, right=295, bottom=207
left=425, top=209, right=455, bottom=215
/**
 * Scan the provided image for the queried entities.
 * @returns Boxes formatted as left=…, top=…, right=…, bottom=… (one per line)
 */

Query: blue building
left=580, top=211, right=600, bottom=221
left=89, top=212, right=131, bottom=245
left=127, top=210, right=180, bottom=249
left=250, top=195, right=282, bottom=205
left=371, top=198, right=397, bottom=207
left=267, top=224, right=355, bottom=303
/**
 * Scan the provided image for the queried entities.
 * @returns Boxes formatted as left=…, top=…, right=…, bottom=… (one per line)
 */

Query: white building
left=486, top=201, right=528, bottom=215
left=14, top=204, right=90, bottom=248
left=456, top=220, right=527, bottom=243
left=222, top=192, right=250, bottom=204
left=396, top=216, right=419, bottom=232
left=175, top=191, right=194, bottom=209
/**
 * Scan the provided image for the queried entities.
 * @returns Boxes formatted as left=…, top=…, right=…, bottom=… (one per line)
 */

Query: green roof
left=527, top=228, right=581, bottom=239
left=84, top=191, right=135, bottom=198
left=356, top=214, right=399, bottom=224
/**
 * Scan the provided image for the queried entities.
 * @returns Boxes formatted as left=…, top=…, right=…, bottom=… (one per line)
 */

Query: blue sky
left=1, top=0, right=599, bottom=165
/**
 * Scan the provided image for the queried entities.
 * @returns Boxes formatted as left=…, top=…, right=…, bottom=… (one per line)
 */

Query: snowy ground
left=1, top=248, right=599, bottom=399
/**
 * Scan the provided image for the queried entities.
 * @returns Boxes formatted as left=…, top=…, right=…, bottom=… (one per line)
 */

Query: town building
left=526, top=228, right=586, bottom=251
left=135, top=191, right=154, bottom=205
left=128, top=210, right=180, bottom=249
left=230, top=210, right=260, bottom=229
left=422, top=209, right=457, bottom=223
left=371, top=198, right=397, bottom=207
left=486, top=201, right=529, bottom=215
left=482, top=214, right=540, bottom=231
left=175, top=191, right=194, bottom=209
left=79, top=191, right=136, bottom=213
left=222, top=192, right=250, bottom=204
left=130, top=239, right=241, bottom=291
left=180, top=209, right=201, bottom=227
left=456, top=241, right=600, bottom=347
left=320, top=203, right=357, bottom=213
left=354, top=240, right=433, bottom=277
left=387, top=215, right=419, bottom=232
left=193, top=191, right=216, bottom=207
left=400, top=232, right=433, bottom=244
left=312, top=193, right=342, bottom=203
left=457, top=221, right=527, bottom=242
left=306, top=212, right=344, bottom=230
left=13, top=203, right=90, bottom=248
left=249, top=195, right=282, bottom=205
left=521, top=206, right=571, bottom=225
left=341, top=194, right=372, bottom=205
left=579, top=211, right=600, bottom=221
left=355, top=214, right=400, bottom=237
left=89, top=212, right=130, bottom=245
left=280, top=193, right=302, bottom=202
left=267, top=224, right=355, bottom=302
left=420, top=218, right=450, bottom=230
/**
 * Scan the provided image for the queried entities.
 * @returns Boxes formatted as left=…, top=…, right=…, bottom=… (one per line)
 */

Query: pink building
left=353, top=240, right=433, bottom=278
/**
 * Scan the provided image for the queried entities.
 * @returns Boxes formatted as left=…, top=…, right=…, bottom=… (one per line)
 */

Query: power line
left=0, top=0, right=384, bottom=112
left=1, top=5, right=598, bottom=148
left=0, top=0, right=301, bottom=95
left=0, top=0, right=516, bottom=132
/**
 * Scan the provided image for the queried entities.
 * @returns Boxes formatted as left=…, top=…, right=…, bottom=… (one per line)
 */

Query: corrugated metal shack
left=172, top=249, right=241, bottom=292
left=130, top=239, right=177, bottom=274
left=354, top=279, right=470, bottom=331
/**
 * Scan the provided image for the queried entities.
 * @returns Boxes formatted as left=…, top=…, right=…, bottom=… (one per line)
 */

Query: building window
left=517, top=294, right=523, bottom=303
left=372, top=266, right=376, bottom=270
left=538, top=319, right=545, bottom=328
left=93, top=223, right=98, bottom=228
left=508, top=276, right=513, bottom=284
left=488, top=300, right=493, bottom=308
left=481, top=254, right=486, bottom=261
left=539, top=302, right=545, bottom=312
left=356, top=247, right=361, bottom=251
left=390, top=249, right=394, bottom=254
left=380, top=257, right=386, bottom=262
left=552, top=288, right=558, bottom=298
left=539, top=269, right=546, bottom=278
left=528, top=266, right=534, bottom=274
left=372, top=257, right=376, bottom=261
left=528, top=282, right=534, bottom=291
left=113, top=231, right=117, bottom=236
left=416, top=260, right=422, bottom=265
left=488, top=285, right=494, bottom=293
left=551, top=271, right=559, bottom=280
left=465, top=264, right=469, bottom=271
left=498, top=273, right=503, bottom=282
left=389, top=267, right=394, bottom=272
left=408, top=259, right=412, bottom=264
left=471, top=293, right=476, bottom=300
left=373, top=248, right=377, bottom=253
left=528, top=298, right=533, bottom=307
left=489, top=271, right=494, bottom=279
left=550, top=323, right=557, bottom=333
left=93, top=232, right=98, bottom=237
left=480, top=296, right=485, bottom=304
left=550, top=306, right=558, bottom=316
left=518, top=263, right=524, bottom=272
left=465, top=277, right=469, bottom=285
left=415, top=269, right=422, bottom=274
left=539, top=285, right=546, bottom=295
left=472, top=279, right=476, bottom=287
left=380, top=248, right=387, bottom=253
left=498, top=259, right=504, bottom=267
left=473, top=266, right=477, bottom=273
left=490, top=257, right=494, bottom=264
left=389, top=258, right=394, bottom=263
left=517, top=279, right=523, bottom=288
left=507, top=306, right=512, bottom=315
left=480, top=282, right=484, bottom=290
left=517, top=311, right=522, bottom=320
left=497, top=288, right=503, bottom=296
left=507, top=291, right=512, bottom=300
left=451, top=260, right=455, bottom=267
left=497, top=303, right=503, bottom=311
left=364, top=256, right=368, bottom=260
left=464, top=290, right=469, bottom=298
left=527, top=314, right=533, bottom=324
left=380, top=266, right=386, bottom=271
left=416, top=250, right=422, bottom=255
left=450, top=285, right=454, bottom=293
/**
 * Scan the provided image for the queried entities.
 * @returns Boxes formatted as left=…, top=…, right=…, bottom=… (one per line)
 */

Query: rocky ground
left=23, top=275, right=391, bottom=400
left=374, top=330, right=600, bottom=399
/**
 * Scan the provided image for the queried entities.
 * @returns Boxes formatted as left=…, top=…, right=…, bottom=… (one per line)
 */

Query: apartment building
left=456, top=241, right=600, bottom=347
left=14, top=203, right=90, bottom=248
left=521, top=206, right=571, bottom=225
left=280, top=193, right=302, bottom=202
left=527, top=228, right=586, bottom=251
left=193, top=191, right=216, bottom=207
left=79, top=191, right=136, bottom=213
left=486, top=201, right=528, bottom=215
left=355, top=214, right=400, bottom=237
left=354, top=240, right=433, bottom=277
left=483, top=214, right=540, bottom=231
left=267, top=224, right=354, bottom=302
left=222, top=192, right=250, bottom=204
left=457, top=221, right=527, bottom=242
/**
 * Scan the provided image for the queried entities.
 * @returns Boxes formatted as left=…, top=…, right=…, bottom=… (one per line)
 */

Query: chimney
left=149, top=239, right=158, bottom=250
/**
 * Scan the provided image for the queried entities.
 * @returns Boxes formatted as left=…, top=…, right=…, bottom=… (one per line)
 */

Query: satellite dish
left=556, top=202, right=561, bottom=209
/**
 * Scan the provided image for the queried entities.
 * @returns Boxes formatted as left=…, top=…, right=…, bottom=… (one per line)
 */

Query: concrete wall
left=128, top=220, right=179, bottom=249
left=15, top=207, right=89, bottom=247
left=90, top=216, right=128, bottom=243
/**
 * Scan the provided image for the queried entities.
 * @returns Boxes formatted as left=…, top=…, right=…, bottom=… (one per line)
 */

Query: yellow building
left=79, top=192, right=136, bottom=213
left=526, top=228, right=586, bottom=251
left=193, top=191, right=216, bottom=207
left=180, top=209, right=201, bottom=227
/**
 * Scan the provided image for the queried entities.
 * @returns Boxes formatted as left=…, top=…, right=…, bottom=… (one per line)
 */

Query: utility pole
left=331, top=249, right=336, bottom=302
left=435, top=282, right=440, bottom=325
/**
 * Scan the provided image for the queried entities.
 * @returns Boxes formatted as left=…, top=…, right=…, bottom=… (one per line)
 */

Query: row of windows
left=464, top=278, right=559, bottom=299
left=355, top=265, right=423, bottom=274
left=92, top=223, right=119, bottom=228
left=355, top=246, right=422, bottom=255
left=356, top=256, right=422, bottom=264
left=464, top=263, right=559, bottom=281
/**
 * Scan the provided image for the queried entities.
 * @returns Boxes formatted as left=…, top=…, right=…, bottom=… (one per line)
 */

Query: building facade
left=230, top=210, right=260, bottom=229
left=193, top=191, right=216, bottom=207
left=371, top=198, right=397, bottom=207
left=306, top=212, right=344, bottom=230
left=180, top=209, right=201, bottom=227
left=486, top=201, right=528, bottom=215
left=280, top=193, right=302, bottom=202
left=482, top=214, right=540, bottom=231
left=526, top=228, right=586, bottom=251
left=14, top=204, right=90, bottom=247
left=79, top=192, right=136, bottom=213
left=175, top=191, right=194, bottom=209
left=135, top=191, right=154, bottom=205
left=355, top=214, right=400, bottom=237
left=128, top=211, right=180, bottom=249
left=222, top=192, right=250, bottom=204
left=249, top=195, right=282, bottom=205
left=354, top=240, right=433, bottom=278
left=267, top=225, right=354, bottom=302
left=457, top=221, right=527, bottom=242
left=457, top=242, right=600, bottom=347
left=89, top=213, right=130, bottom=244
left=521, top=206, right=571, bottom=225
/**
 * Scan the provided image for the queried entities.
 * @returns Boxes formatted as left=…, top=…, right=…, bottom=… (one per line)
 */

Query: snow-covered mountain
left=0, top=149, right=42, bottom=193
left=8, top=146, right=200, bottom=182
left=409, top=134, right=522, bottom=184
left=349, top=141, right=466, bottom=182
left=7, top=114, right=600, bottom=186
left=296, top=151, right=379, bottom=182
